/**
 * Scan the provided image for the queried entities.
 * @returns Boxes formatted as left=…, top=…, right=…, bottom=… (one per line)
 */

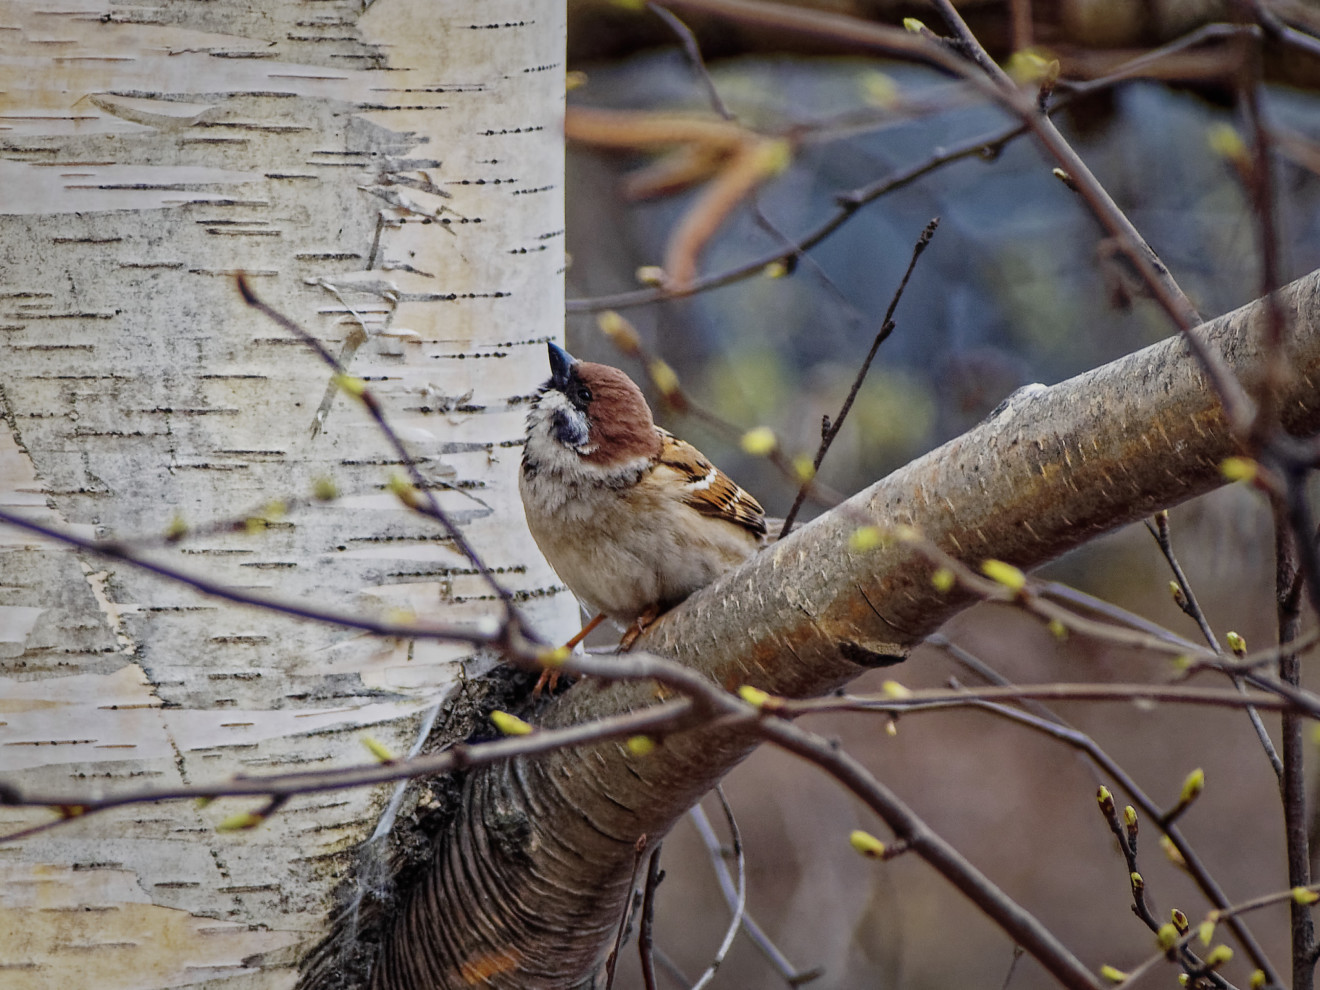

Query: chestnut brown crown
left=572, top=361, right=662, bottom=465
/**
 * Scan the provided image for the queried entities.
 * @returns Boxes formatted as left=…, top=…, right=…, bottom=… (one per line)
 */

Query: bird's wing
left=655, top=428, right=766, bottom=538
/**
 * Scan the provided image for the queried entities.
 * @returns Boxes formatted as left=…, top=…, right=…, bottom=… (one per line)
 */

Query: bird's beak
left=547, top=341, right=576, bottom=390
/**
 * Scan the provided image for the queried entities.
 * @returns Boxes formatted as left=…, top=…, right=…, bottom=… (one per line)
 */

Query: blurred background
left=562, top=1, right=1320, bottom=988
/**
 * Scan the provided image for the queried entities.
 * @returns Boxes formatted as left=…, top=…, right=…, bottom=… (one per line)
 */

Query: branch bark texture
left=375, top=270, right=1320, bottom=988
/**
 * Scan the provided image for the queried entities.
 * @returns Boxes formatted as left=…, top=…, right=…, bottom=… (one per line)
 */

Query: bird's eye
left=574, top=385, right=592, bottom=405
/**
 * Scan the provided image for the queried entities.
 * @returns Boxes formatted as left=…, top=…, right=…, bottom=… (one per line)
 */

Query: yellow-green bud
left=539, top=645, right=570, bottom=668
left=1207, top=123, right=1247, bottom=163
left=1226, top=631, right=1246, bottom=656
left=648, top=360, right=680, bottom=399
left=166, top=513, right=188, bottom=540
left=882, top=680, right=913, bottom=700
left=849, top=830, right=886, bottom=859
left=740, top=426, right=777, bottom=456
left=1097, top=786, right=1115, bottom=816
left=1293, top=886, right=1320, bottom=905
left=1198, top=919, right=1216, bottom=945
left=1161, top=835, right=1187, bottom=867
left=1157, top=922, right=1179, bottom=951
left=931, top=567, right=956, bottom=593
left=217, top=810, right=264, bottom=832
left=361, top=735, right=396, bottom=763
left=980, top=558, right=1026, bottom=592
left=490, top=710, right=533, bottom=736
left=860, top=71, right=898, bottom=108
left=1220, top=456, right=1257, bottom=482
left=332, top=372, right=367, bottom=398
left=1099, top=965, right=1127, bottom=983
left=848, top=526, right=886, bottom=553
left=626, top=736, right=656, bottom=757
left=597, top=311, right=640, bottom=355
left=1180, top=767, right=1205, bottom=804
left=1171, top=908, right=1189, bottom=933
left=1205, top=945, right=1233, bottom=968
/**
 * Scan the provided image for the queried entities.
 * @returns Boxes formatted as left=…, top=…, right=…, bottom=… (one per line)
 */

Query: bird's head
left=532, top=342, right=661, bottom=467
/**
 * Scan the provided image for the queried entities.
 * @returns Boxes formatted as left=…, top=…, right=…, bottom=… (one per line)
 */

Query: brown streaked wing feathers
left=656, top=429, right=766, bottom=538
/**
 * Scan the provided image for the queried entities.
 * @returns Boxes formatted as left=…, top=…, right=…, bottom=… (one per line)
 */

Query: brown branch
left=638, top=845, right=664, bottom=990
left=369, top=267, right=1320, bottom=988
left=0, top=506, right=504, bottom=652
left=754, top=714, right=1107, bottom=990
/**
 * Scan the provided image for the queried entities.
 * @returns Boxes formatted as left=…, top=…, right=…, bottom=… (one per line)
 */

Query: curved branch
left=371, top=269, right=1320, bottom=988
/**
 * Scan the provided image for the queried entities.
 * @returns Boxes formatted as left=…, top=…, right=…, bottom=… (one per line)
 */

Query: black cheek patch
left=552, top=407, right=589, bottom=448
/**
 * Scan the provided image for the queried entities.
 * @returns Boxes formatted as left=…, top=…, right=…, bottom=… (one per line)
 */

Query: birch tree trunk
left=0, top=2, right=568, bottom=987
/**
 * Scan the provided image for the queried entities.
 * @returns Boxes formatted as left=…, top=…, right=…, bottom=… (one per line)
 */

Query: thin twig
left=0, top=696, right=699, bottom=843
left=0, top=506, right=503, bottom=651
left=778, top=218, right=937, bottom=536
left=1146, top=512, right=1221, bottom=651
left=236, top=276, right=519, bottom=614
left=1274, top=495, right=1314, bottom=990
left=1250, top=0, right=1320, bottom=59
left=689, top=786, right=746, bottom=990
left=689, top=804, right=822, bottom=985
left=648, top=3, right=732, bottom=119
left=639, top=844, right=665, bottom=990
left=753, top=713, right=1108, bottom=990
left=606, top=836, right=650, bottom=989
left=1147, top=510, right=1283, bottom=779
left=932, top=684, right=1281, bottom=983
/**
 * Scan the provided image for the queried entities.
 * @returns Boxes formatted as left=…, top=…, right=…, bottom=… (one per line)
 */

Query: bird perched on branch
left=519, top=342, right=767, bottom=659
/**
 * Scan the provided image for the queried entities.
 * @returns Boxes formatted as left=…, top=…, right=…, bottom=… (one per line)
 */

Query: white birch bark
left=0, top=1, right=568, bottom=986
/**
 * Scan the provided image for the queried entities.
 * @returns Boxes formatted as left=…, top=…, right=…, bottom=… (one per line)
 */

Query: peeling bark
left=373, top=270, right=1320, bottom=988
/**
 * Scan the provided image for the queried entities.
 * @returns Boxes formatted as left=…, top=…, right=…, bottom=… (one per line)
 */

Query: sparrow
left=519, top=342, right=767, bottom=654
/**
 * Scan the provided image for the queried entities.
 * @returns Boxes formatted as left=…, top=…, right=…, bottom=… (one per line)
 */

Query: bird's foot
left=618, top=604, right=661, bottom=652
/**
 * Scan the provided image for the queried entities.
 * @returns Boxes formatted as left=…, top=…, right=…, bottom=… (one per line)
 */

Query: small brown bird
left=519, top=342, right=766, bottom=652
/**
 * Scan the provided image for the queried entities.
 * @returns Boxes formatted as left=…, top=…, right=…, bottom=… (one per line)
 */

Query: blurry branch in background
left=566, top=17, right=1266, bottom=316
left=565, top=107, right=794, bottom=290
left=1251, top=0, right=1320, bottom=59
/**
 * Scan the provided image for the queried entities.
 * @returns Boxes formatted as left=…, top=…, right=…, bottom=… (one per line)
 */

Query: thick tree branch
left=372, top=269, right=1320, bottom=988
